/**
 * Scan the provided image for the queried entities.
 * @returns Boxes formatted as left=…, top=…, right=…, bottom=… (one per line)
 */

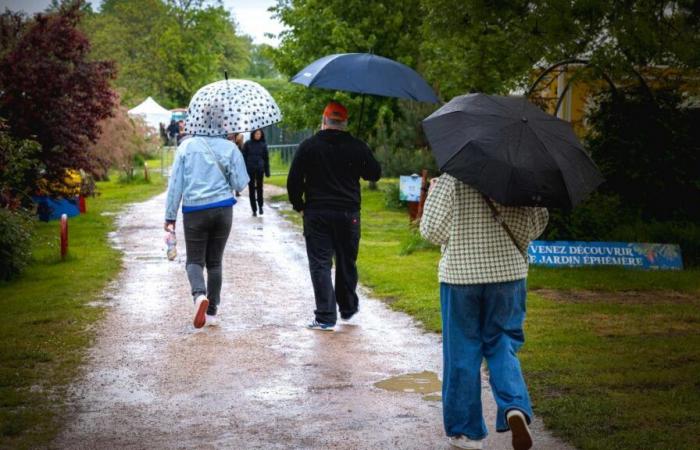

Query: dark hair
left=252, top=128, right=265, bottom=142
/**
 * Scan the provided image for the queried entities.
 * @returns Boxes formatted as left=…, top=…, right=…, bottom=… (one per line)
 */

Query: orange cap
left=323, top=101, right=348, bottom=121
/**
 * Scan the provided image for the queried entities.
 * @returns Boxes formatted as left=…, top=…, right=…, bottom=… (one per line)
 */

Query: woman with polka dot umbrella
left=184, top=79, right=282, bottom=136
left=165, top=78, right=281, bottom=329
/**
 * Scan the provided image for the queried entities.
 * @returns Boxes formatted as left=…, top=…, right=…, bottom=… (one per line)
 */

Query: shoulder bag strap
left=481, top=193, right=527, bottom=258
left=199, top=137, right=231, bottom=189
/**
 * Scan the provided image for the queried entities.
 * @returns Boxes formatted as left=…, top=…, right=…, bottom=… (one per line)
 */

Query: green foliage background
left=81, top=0, right=265, bottom=108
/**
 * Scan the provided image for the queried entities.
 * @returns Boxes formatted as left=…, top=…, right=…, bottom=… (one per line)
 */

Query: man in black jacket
left=287, top=101, right=381, bottom=331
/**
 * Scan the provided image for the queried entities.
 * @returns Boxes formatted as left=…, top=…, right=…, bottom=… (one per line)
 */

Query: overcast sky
left=0, top=0, right=284, bottom=46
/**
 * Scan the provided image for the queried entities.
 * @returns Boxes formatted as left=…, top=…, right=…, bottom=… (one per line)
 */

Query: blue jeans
left=440, top=280, right=533, bottom=439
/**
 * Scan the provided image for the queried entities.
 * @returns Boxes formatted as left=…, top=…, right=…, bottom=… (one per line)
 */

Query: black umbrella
left=422, top=93, right=604, bottom=208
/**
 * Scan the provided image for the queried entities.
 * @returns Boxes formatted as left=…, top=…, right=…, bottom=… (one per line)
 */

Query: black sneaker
left=306, top=320, right=335, bottom=332
left=252, top=210, right=257, bottom=217
left=259, top=207, right=264, bottom=215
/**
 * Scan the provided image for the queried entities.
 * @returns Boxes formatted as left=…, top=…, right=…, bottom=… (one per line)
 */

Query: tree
left=245, top=42, right=280, bottom=79
left=0, top=2, right=116, bottom=192
left=83, top=0, right=251, bottom=108
left=269, top=0, right=425, bottom=131
left=88, top=104, right=159, bottom=181
left=420, top=0, right=700, bottom=99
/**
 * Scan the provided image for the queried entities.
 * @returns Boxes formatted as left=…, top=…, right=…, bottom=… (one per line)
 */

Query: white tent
left=128, top=97, right=172, bottom=132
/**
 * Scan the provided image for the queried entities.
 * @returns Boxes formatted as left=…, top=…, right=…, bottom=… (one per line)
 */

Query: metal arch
left=527, top=59, right=620, bottom=117
left=527, top=58, right=591, bottom=97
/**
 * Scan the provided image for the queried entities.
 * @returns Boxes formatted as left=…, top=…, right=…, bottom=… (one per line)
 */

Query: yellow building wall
left=531, top=66, right=700, bottom=138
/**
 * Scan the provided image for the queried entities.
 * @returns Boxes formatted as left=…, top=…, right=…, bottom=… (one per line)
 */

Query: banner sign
left=399, top=175, right=422, bottom=202
left=527, top=241, right=683, bottom=270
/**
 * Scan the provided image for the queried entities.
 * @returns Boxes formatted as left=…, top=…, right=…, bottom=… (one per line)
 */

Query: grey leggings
left=183, top=206, right=233, bottom=315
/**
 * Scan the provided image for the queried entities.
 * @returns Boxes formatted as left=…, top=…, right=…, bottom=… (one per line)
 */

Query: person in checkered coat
left=420, top=173, right=548, bottom=450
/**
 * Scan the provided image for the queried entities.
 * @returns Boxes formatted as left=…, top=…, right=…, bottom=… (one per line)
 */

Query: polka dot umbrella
left=184, top=79, right=282, bottom=136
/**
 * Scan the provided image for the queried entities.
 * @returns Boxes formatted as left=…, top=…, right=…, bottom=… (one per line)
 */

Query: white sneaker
left=448, top=435, right=483, bottom=449
left=507, top=409, right=533, bottom=450
left=193, top=294, right=209, bottom=329
left=205, top=314, right=219, bottom=326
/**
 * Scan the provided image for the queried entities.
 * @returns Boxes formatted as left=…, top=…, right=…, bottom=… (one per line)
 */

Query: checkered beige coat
left=420, top=174, right=549, bottom=285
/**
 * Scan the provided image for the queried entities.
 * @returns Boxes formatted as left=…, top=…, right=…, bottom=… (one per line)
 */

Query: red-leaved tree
left=0, top=1, right=116, bottom=192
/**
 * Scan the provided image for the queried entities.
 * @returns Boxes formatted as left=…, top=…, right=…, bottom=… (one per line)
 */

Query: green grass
left=528, top=265, right=700, bottom=292
left=0, top=171, right=165, bottom=448
left=270, top=176, right=700, bottom=450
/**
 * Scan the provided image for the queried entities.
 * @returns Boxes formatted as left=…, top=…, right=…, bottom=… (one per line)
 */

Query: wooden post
left=407, top=201, right=419, bottom=221
left=144, top=162, right=150, bottom=182
left=60, top=213, right=68, bottom=261
left=417, top=169, right=428, bottom=219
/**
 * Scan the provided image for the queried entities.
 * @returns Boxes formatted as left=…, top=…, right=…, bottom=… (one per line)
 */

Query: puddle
left=374, top=371, right=442, bottom=398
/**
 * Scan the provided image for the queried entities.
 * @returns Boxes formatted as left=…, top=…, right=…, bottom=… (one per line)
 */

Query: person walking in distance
left=287, top=101, right=381, bottom=331
left=420, top=174, right=548, bottom=450
left=242, top=129, right=270, bottom=216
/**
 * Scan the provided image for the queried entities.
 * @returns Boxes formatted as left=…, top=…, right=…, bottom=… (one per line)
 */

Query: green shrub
left=0, top=208, right=35, bottom=280
left=543, top=193, right=635, bottom=241
left=369, top=100, right=439, bottom=177
left=586, top=87, right=700, bottom=222
left=374, top=146, right=437, bottom=178
left=0, top=121, right=43, bottom=209
left=382, top=181, right=407, bottom=211
left=544, top=193, right=699, bottom=266
left=399, top=227, right=438, bottom=255
left=609, top=221, right=700, bottom=267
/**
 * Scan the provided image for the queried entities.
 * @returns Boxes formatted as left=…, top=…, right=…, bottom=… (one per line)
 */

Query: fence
left=268, top=144, right=299, bottom=174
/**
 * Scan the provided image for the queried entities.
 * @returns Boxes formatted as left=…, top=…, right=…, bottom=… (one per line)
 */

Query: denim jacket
left=165, top=136, right=250, bottom=221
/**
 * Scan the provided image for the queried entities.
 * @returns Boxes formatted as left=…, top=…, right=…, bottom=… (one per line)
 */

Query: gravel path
left=54, top=188, right=572, bottom=450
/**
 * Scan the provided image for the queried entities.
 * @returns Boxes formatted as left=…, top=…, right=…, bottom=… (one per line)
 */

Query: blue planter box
left=33, top=196, right=80, bottom=222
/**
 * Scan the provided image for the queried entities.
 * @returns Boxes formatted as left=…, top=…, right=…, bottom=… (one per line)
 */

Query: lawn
left=270, top=177, right=700, bottom=450
left=0, top=170, right=166, bottom=448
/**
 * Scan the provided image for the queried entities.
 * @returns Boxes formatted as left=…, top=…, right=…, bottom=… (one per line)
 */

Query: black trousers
left=248, top=169, right=264, bottom=213
left=303, top=209, right=361, bottom=325
left=183, top=206, right=233, bottom=315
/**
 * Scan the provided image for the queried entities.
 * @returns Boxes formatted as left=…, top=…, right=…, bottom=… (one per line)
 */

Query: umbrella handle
left=357, top=94, right=366, bottom=137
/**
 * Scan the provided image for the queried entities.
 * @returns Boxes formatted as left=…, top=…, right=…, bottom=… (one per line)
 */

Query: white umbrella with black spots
left=184, top=79, right=282, bottom=136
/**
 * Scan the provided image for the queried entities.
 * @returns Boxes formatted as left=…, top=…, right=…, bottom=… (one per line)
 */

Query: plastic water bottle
left=165, top=225, right=177, bottom=261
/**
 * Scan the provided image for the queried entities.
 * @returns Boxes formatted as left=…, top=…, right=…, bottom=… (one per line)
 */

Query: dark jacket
left=167, top=121, right=179, bottom=137
left=287, top=129, right=381, bottom=212
left=242, top=139, right=270, bottom=176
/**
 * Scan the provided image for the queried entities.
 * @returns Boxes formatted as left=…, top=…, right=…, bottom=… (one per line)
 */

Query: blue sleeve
left=165, top=148, right=184, bottom=221
left=230, top=147, right=250, bottom=192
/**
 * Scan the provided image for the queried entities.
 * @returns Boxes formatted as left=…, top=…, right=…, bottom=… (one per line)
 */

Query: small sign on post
left=60, top=213, right=68, bottom=261
left=399, top=174, right=422, bottom=202
left=400, top=172, right=429, bottom=221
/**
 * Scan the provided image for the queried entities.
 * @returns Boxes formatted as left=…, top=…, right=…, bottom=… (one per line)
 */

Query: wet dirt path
left=54, top=189, right=572, bottom=449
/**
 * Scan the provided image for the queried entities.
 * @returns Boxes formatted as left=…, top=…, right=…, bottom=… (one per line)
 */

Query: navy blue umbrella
left=291, top=53, right=439, bottom=103
left=292, top=53, right=439, bottom=135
